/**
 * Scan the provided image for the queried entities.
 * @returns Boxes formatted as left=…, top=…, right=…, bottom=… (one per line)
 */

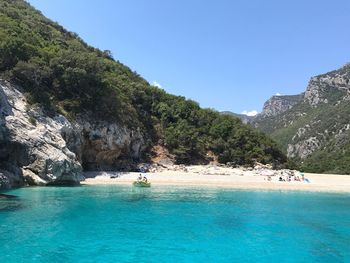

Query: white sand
left=82, top=165, right=350, bottom=193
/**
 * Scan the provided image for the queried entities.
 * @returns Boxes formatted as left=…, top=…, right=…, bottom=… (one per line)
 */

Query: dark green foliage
left=0, top=0, right=287, bottom=165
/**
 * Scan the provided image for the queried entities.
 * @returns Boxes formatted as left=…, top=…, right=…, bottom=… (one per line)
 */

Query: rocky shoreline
left=0, top=80, right=146, bottom=189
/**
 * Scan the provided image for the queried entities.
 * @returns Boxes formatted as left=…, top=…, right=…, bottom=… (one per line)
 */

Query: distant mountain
left=222, top=94, right=304, bottom=125
left=259, top=94, right=304, bottom=118
left=221, top=111, right=256, bottom=124
left=252, top=64, right=350, bottom=174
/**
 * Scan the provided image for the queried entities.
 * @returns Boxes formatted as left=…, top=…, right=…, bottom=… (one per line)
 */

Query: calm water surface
left=0, top=186, right=349, bottom=262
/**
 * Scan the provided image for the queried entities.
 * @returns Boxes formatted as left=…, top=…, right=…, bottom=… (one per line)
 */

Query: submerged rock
left=0, top=193, right=17, bottom=199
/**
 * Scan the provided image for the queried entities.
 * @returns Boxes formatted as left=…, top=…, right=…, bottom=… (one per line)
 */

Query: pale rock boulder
left=22, top=168, right=46, bottom=186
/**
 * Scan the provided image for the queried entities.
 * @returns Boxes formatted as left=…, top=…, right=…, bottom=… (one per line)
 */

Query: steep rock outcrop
left=304, top=65, right=350, bottom=107
left=260, top=94, right=304, bottom=118
left=0, top=81, right=148, bottom=188
left=62, top=120, right=146, bottom=171
left=0, top=81, right=83, bottom=188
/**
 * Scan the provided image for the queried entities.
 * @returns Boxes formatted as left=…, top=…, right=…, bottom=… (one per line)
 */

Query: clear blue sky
left=28, top=0, right=350, bottom=114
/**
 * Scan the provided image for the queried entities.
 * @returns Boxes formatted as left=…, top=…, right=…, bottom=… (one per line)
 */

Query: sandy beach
left=82, top=165, right=350, bottom=193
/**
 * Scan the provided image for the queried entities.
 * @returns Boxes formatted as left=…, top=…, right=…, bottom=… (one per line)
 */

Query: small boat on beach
left=133, top=181, right=151, bottom=187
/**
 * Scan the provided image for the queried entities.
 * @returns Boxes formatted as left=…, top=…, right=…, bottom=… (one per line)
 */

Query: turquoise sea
left=0, top=186, right=349, bottom=262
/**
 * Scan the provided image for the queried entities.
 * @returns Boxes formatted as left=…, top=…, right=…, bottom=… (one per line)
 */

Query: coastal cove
left=1, top=1, right=350, bottom=262
left=1, top=186, right=349, bottom=262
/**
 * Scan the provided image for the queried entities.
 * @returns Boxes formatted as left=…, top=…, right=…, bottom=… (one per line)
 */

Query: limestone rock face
left=260, top=94, right=304, bottom=117
left=62, top=120, right=146, bottom=171
left=0, top=81, right=83, bottom=188
left=304, top=65, right=350, bottom=107
left=287, top=137, right=321, bottom=159
left=304, top=77, right=328, bottom=107
left=0, top=80, right=148, bottom=188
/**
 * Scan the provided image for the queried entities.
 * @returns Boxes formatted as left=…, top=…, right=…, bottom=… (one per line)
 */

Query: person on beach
left=142, top=176, right=148, bottom=183
left=137, top=174, right=142, bottom=181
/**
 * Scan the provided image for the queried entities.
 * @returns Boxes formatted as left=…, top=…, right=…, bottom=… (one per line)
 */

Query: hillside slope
left=221, top=111, right=255, bottom=124
left=253, top=64, right=350, bottom=174
left=0, top=0, right=287, bottom=188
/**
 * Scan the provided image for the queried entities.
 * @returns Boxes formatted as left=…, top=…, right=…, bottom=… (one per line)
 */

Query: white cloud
left=152, top=81, right=162, bottom=88
left=275, top=93, right=282, bottom=96
left=241, top=110, right=258, bottom=116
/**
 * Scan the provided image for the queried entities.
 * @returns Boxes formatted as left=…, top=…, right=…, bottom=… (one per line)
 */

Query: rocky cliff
left=304, top=64, right=350, bottom=107
left=259, top=94, right=304, bottom=117
left=252, top=64, right=350, bottom=174
left=0, top=81, right=146, bottom=189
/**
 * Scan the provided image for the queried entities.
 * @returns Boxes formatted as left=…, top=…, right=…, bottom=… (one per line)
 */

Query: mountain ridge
left=251, top=63, right=350, bottom=174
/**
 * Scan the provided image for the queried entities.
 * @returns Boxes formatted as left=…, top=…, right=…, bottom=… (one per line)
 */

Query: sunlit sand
left=82, top=165, right=350, bottom=193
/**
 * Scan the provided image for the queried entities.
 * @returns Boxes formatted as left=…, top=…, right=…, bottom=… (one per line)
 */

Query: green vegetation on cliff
left=253, top=76, right=350, bottom=174
left=0, top=0, right=287, bottom=166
